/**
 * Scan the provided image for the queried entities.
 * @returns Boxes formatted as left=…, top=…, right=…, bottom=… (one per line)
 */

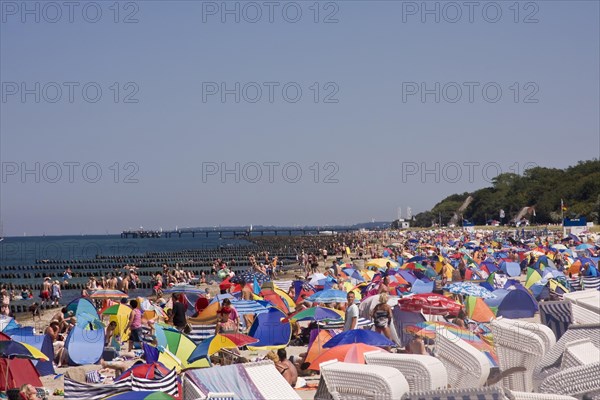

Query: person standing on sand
left=127, top=299, right=143, bottom=351
left=51, top=281, right=62, bottom=307
left=344, top=291, right=358, bottom=331
left=40, top=277, right=51, bottom=308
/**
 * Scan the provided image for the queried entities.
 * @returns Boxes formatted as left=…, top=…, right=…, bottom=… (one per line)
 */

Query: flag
left=499, top=209, right=505, bottom=219
left=532, top=208, right=536, bottom=217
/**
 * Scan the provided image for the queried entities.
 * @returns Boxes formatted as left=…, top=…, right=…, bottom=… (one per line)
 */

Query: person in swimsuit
left=371, top=292, right=393, bottom=340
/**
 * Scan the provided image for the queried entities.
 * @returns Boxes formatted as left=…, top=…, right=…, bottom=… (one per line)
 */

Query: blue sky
left=1, top=0, right=599, bottom=235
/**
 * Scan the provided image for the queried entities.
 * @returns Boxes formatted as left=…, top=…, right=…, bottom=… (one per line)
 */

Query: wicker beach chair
left=539, top=300, right=573, bottom=340
left=401, top=386, right=578, bottom=400
left=560, top=339, right=600, bottom=370
left=490, top=319, right=545, bottom=392
left=364, top=350, right=448, bottom=392
left=320, top=360, right=410, bottom=400
left=538, top=361, right=600, bottom=399
left=533, top=324, right=600, bottom=387
left=433, top=327, right=490, bottom=389
left=243, top=360, right=302, bottom=400
left=495, top=317, right=556, bottom=354
left=572, top=303, right=600, bottom=325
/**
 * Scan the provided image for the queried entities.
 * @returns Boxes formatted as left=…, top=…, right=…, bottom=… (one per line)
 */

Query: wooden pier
left=120, top=227, right=359, bottom=238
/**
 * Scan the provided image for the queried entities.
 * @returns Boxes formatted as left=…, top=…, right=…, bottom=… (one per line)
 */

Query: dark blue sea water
left=0, top=235, right=251, bottom=266
left=0, top=235, right=254, bottom=305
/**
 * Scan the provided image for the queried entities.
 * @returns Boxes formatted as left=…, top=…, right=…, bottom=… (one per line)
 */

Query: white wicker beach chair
left=320, top=360, right=410, bottom=400
left=433, top=327, right=490, bottom=389
left=533, top=324, right=600, bottom=387
left=364, top=350, right=448, bottom=392
left=495, top=317, right=556, bottom=354
left=538, top=361, right=600, bottom=399
left=490, top=319, right=545, bottom=392
left=243, top=360, right=302, bottom=400
left=401, top=386, right=577, bottom=400
left=560, top=339, right=600, bottom=370
left=572, top=303, right=600, bottom=325
left=563, top=289, right=600, bottom=314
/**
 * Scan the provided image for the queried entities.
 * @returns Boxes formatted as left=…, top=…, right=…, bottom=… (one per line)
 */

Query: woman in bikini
left=371, top=292, right=393, bottom=340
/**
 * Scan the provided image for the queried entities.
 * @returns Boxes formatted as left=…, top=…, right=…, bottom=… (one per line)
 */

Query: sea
left=0, top=234, right=254, bottom=305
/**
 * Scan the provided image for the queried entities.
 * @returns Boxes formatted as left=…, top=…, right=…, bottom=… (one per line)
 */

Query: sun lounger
left=364, top=350, right=448, bottom=392
left=433, top=327, right=490, bottom=389
left=538, top=361, right=600, bottom=399
left=400, top=386, right=578, bottom=400
left=320, top=360, right=409, bottom=400
left=490, top=319, right=545, bottom=392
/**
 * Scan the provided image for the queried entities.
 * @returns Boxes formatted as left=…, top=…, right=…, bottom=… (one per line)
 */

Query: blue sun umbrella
left=323, top=329, right=394, bottom=348
left=307, top=289, right=349, bottom=304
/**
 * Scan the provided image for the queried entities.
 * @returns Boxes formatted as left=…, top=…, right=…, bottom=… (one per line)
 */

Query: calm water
left=0, top=234, right=252, bottom=266
left=0, top=235, right=255, bottom=305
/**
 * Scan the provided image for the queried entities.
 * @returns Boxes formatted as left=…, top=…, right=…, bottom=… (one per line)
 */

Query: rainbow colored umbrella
left=188, top=333, right=258, bottom=363
left=287, top=306, right=343, bottom=322
left=0, top=340, right=49, bottom=391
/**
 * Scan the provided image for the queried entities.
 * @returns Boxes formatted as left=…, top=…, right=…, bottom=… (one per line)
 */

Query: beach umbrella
left=443, top=282, right=496, bottom=299
left=407, top=256, right=427, bottom=263
left=341, top=268, right=364, bottom=282
left=365, top=258, right=399, bottom=269
left=308, top=273, right=328, bottom=286
left=188, top=333, right=258, bottom=363
left=159, top=328, right=210, bottom=370
left=90, top=289, right=128, bottom=299
left=0, top=340, right=48, bottom=361
left=323, top=329, right=394, bottom=348
left=576, top=244, right=595, bottom=251
left=308, top=343, right=385, bottom=370
left=307, top=289, right=349, bottom=304
left=228, top=299, right=270, bottom=316
left=398, top=293, right=463, bottom=316
left=163, top=285, right=205, bottom=295
left=287, top=306, right=343, bottom=322
left=0, top=339, right=49, bottom=391
left=260, top=288, right=291, bottom=313
left=101, top=303, right=132, bottom=340
left=230, top=271, right=269, bottom=285
left=105, top=392, right=174, bottom=400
